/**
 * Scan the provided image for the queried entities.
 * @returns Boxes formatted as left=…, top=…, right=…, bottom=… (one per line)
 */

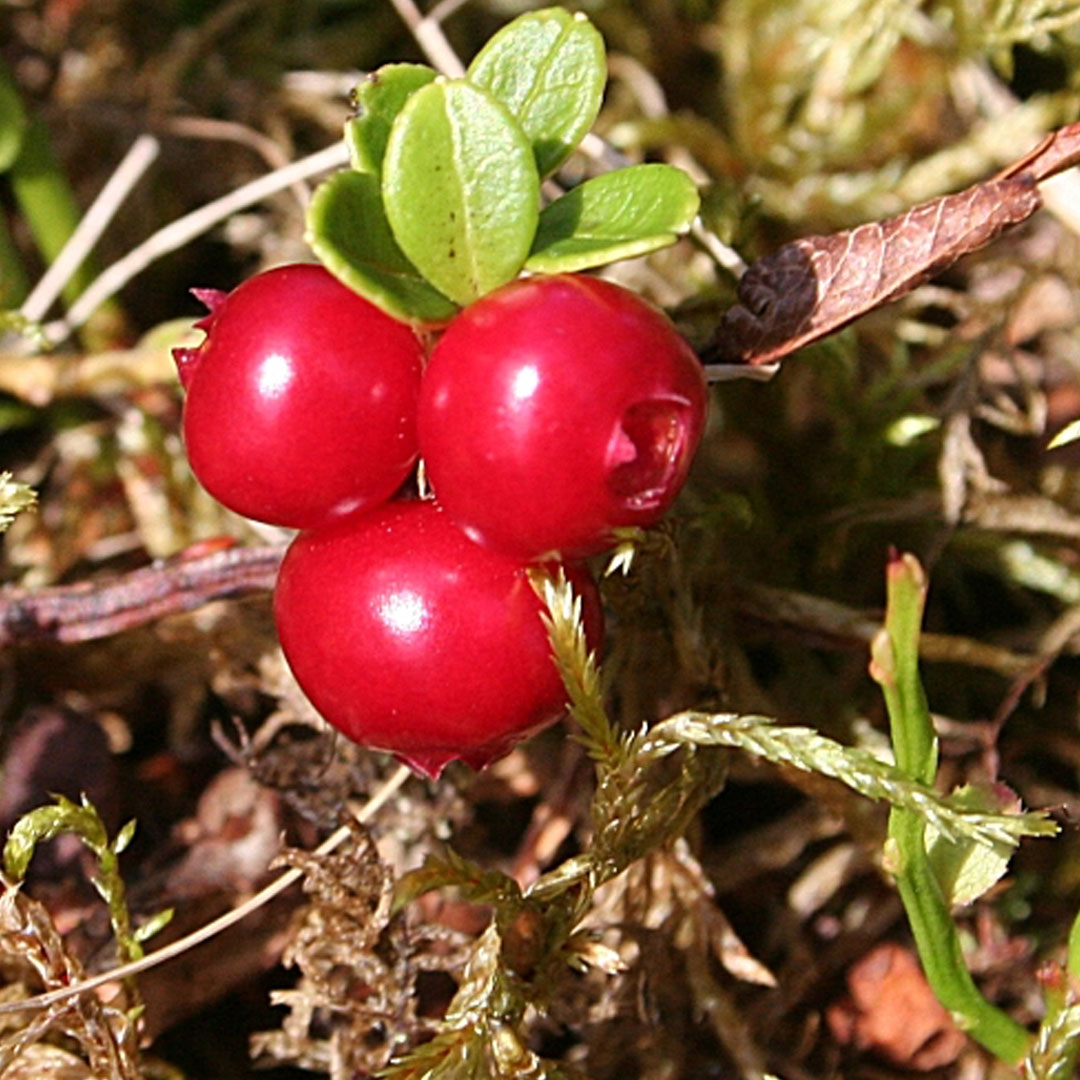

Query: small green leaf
left=113, top=818, right=137, bottom=855
left=926, top=785, right=1015, bottom=907
left=0, top=66, right=28, bottom=174
left=383, top=78, right=540, bottom=306
left=467, top=7, right=606, bottom=177
left=526, top=164, right=699, bottom=274
left=307, top=169, right=457, bottom=326
left=345, top=63, right=437, bottom=176
left=133, top=907, right=174, bottom=944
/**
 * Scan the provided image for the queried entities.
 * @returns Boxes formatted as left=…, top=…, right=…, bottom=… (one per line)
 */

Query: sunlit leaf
left=467, top=7, right=605, bottom=177
left=926, top=785, right=1016, bottom=906
left=526, top=164, right=699, bottom=274
left=383, top=79, right=539, bottom=306
left=307, top=169, right=457, bottom=326
left=346, top=63, right=437, bottom=176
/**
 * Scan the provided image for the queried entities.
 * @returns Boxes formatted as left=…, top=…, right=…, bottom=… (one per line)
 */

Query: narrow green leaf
left=345, top=63, right=437, bottom=176
left=113, top=818, right=137, bottom=855
left=306, top=169, right=457, bottom=326
left=467, top=7, right=606, bottom=177
left=383, top=79, right=540, bottom=306
left=0, top=66, right=28, bottom=174
left=133, top=907, right=174, bottom=944
left=526, top=164, right=699, bottom=275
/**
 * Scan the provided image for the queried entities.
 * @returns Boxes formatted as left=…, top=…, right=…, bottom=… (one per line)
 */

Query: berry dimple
left=177, top=261, right=705, bottom=773
left=606, top=398, right=694, bottom=508
left=418, top=273, right=708, bottom=559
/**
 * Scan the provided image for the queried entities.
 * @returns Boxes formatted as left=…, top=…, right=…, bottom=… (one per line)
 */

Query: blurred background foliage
left=3, top=0, right=1080, bottom=1078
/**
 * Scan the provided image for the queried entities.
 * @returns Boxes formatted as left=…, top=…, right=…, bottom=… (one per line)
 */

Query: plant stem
left=876, top=552, right=1032, bottom=1065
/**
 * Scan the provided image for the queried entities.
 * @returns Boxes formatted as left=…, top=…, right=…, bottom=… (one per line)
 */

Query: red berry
left=273, top=499, right=603, bottom=778
left=174, top=264, right=425, bottom=529
left=418, top=274, right=708, bottom=560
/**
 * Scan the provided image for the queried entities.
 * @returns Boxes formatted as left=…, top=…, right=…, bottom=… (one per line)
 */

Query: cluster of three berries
left=174, top=263, right=708, bottom=775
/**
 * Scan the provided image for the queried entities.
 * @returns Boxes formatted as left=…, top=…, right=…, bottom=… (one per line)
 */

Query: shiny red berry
left=174, top=264, right=425, bottom=529
left=418, top=274, right=708, bottom=560
left=273, top=499, right=603, bottom=778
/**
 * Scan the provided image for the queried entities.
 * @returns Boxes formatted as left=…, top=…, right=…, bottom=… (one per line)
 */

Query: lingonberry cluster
left=175, top=263, right=706, bottom=776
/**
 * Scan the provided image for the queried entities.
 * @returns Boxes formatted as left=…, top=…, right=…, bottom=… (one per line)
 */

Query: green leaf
left=113, top=818, right=137, bottom=855
left=383, top=79, right=540, bottom=306
left=345, top=63, right=437, bottom=176
left=925, top=785, right=1014, bottom=907
left=306, top=169, right=457, bottom=326
left=526, top=164, right=699, bottom=274
left=133, top=907, right=174, bottom=944
left=467, top=7, right=606, bottom=177
left=0, top=66, right=28, bottom=174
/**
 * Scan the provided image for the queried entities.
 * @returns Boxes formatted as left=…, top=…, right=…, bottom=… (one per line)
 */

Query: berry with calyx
left=174, top=264, right=425, bottom=529
left=418, top=274, right=708, bottom=560
left=273, top=498, right=603, bottom=778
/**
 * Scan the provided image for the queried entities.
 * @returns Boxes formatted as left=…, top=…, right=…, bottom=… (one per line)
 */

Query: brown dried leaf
left=707, top=176, right=1040, bottom=365
left=706, top=120, right=1080, bottom=366
left=826, top=943, right=967, bottom=1070
left=998, top=119, right=1080, bottom=183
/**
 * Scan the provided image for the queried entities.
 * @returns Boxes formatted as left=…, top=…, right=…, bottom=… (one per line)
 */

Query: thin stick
left=425, top=0, right=472, bottom=28
left=0, top=763, right=413, bottom=1017
left=43, top=141, right=350, bottom=346
left=384, top=0, right=465, bottom=76
left=20, top=134, right=161, bottom=324
left=0, top=543, right=285, bottom=647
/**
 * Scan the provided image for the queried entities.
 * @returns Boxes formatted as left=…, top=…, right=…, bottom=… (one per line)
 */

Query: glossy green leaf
left=345, top=63, right=437, bottom=176
left=467, top=7, right=606, bottom=177
left=306, top=169, right=457, bottom=326
left=526, top=163, right=699, bottom=274
left=383, top=79, right=539, bottom=306
left=0, top=66, right=27, bottom=174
